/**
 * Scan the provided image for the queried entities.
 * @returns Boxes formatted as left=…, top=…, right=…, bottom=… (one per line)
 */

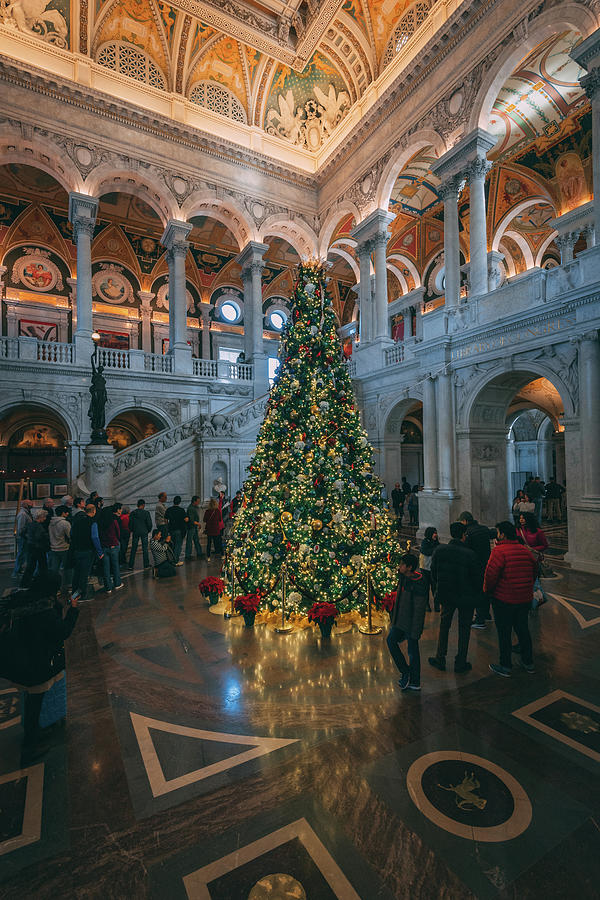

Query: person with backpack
left=0, top=573, right=79, bottom=763
left=21, top=509, right=50, bottom=586
left=386, top=552, right=429, bottom=691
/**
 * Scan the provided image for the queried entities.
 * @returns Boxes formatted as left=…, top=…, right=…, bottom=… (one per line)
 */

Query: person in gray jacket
left=185, top=496, right=204, bottom=561
left=128, top=499, right=152, bottom=568
left=12, top=499, right=33, bottom=577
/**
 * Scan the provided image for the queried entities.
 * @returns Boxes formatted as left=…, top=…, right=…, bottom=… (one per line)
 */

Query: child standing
left=386, top=552, right=428, bottom=691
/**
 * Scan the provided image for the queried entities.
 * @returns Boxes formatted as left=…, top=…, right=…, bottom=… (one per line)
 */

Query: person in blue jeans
left=386, top=552, right=428, bottom=691
left=97, top=503, right=123, bottom=593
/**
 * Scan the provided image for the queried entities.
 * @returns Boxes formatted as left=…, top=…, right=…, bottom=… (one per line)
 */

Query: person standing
left=407, top=487, right=419, bottom=526
left=119, top=506, right=131, bottom=565
left=128, top=499, right=152, bottom=569
left=391, top=482, right=404, bottom=520
left=71, top=497, right=86, bottom=520
left=386, top=552, right=428, bottom=691
left=185, top=496, right=204, bottom=561
left=48, top=505, right=71, bottom=586
left=527, top=477, right=544, bottom=524
left=517, top=512, right=549, bottom=607
left=21, top=510, right=50, bottom=586
left=484, top=520, right=537, bottom=676
left=428, top=522, right=479, bottom=674
left=230, top=490, right=243, bottom=520
left=70, top=504, right=103, bottom=602
left=155, top=492, right=168, bottom=539
left=459, top=511, right=494, bottom=629
left=544, top=477, right=562, bottom=524
left=97, top=504, right=123, bottom=593
left=203, top=498, right=223, bottom=560
left=165, top=496, right=188, bottom=566
left=41, top=498, right=55, bottom=529
left=12, top=498, right=33, bottom=577
left=419, top=526, right=440, bottom=612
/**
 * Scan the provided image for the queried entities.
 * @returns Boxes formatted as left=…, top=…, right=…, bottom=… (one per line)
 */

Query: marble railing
left=0, top=335, right=74, bottom=364
left=384, top=344, right=405, bottom=366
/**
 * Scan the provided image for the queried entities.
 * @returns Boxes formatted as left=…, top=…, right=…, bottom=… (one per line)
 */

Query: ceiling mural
left=389, top=146, right=440, bottom=215
left=0, top=0, right=70, bottom=49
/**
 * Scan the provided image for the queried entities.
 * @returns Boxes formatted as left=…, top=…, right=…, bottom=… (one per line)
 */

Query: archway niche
left=106, top=409, right=168, bottom=450
left=467, top=372, right=566, bottom=527
left=0, top=404, right=69, bottom=503
left=384, top=399, right=423, bottom=492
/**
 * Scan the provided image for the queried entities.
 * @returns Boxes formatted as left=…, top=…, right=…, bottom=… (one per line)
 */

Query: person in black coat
left=1, top=573, right=79, bottom=762
left=21, top=509, right=50, bottom=586
left=386, top=552, right=428, bottom=691
left=459, top=510, right=495, bottom=628
left=429, top=522, right=480, bottom=674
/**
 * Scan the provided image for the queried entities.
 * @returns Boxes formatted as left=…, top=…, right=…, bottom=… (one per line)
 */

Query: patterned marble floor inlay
left=131, top=712, right=298, bottom=798
left=547, top=592, right=600, bottom=629
left=0, top=689, right=20, bottom=731
left=182, top=819, right=360, bottom=899
left=513, top=690, right=600, bottom=763
left=0, top=765, right=44, bottom=857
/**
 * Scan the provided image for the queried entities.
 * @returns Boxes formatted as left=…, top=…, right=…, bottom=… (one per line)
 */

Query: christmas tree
left=226, top=260, right=400, bottom=616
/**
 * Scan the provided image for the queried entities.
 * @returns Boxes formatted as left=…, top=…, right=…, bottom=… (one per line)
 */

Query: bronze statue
left=88, top=355, right=108, bottom=442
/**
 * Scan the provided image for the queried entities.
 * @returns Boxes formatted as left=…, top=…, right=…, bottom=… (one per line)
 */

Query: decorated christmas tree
left=226, top=260, right=401, bottom=617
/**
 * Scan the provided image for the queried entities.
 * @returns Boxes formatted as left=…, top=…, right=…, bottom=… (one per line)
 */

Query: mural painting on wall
left=98, top=330, right=130, bottom=350
left=188, top=37, right=247, bottom=111
left=392, top=314, right=404, bottom=343
left=126, top=234, right=163, bottom=274
left=189, top=246, right=236, bottom=277
left=18, top=320, right=58, bottom=341
left=105, top=426, right=135, bottom=450
left=155, top=280, right=197, bottom=313
left=265, top=53, right=350, bottom=150
left=92, top=265, right=134, bottom=305
left=555, top=152, right=587, bottom=211
left=96, top=0, right=168, bottom=74
left=12, top=425, right=64, bottom=448
left=0, top=0, right=70, bottom=49
left=11, top=248, right=64, bottom=292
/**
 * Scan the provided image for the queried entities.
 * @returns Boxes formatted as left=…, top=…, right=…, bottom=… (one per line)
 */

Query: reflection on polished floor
left=1, top=558, right=599, bottom=898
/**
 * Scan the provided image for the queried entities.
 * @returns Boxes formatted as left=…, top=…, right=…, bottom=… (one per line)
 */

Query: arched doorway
left=0, top=405, right=69, bottom=503
left=467, top=371, right=568, bottom=534
left=384, top=399, right=424, bottom=491
left=106, top=409, right=168, bottom=449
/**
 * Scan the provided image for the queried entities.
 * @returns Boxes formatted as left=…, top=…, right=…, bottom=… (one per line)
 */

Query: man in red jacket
left=484, top=520, right=537, bottom=676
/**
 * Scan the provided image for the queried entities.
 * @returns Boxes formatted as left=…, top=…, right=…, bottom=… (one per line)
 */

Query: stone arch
left=465, top=363, right=575, bottom=429
left=318, top=202, right=361, bottom=258
left=327, top=246, right=359, bottom=281
left=387, top=262, right=409, bottom=295
left=180, top=193, right=256, bottom=247
left=501, top=230, right=535, bottom=271
left=376, top=129, right=448, bottom=211
left=387, top=252, right=421, bottom=289
left=0, top=398, right=77, bottom=444
left=384, top=396, right=423, bottom=434
left=105, top=402, right=173, bottom=431
left=84, top=167, right=177, bottom=225
left=492, top=196, right=556, bottom=252
left=106, top=405, right=172, bottom=450
left=0, top=137, right=84, bottom=195
left=259, top=216, right=318, bottom=259
left=535, top=232, right=559, bottom=267
left=469, top=5, right=598, bottom=132
left=382, top=395, right=424, bottom=490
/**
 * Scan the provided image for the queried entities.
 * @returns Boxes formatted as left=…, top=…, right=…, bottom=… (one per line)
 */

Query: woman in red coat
left=517, top=512, right=549, bottom=607
left=203, top=499, right=223, bottom=560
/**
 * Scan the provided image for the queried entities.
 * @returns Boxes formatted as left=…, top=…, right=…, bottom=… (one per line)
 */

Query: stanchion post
left=224, top=560, right=241, bottom=619
left=358, top=563, right=383, bottom=635
left=275, top=565, right=294, bottom=633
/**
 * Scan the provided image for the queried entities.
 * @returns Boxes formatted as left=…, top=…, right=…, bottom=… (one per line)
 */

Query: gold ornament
left=311, top=518, right=323, bottom=531
left=305, top=451, right=314, bottom=462
left=281, top=511, right=293, bottom=524
left=342, top=565, right=353, bottom=576
left=311, top=404, right=319, bottom=414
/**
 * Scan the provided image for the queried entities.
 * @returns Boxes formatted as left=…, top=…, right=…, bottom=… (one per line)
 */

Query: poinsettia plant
left=379, top=591, right=396, bottom=613
left=234, top=592, right=262, bottom=613
left=198, top=576, right=225, bottom=597
left=307, top=601, right=338, bottom=624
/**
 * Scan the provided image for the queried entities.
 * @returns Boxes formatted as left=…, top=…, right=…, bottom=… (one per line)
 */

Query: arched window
left=189, top=81, right=247, bottom=124
left=97, top=42, right=166, bottom=91
left=382, top=0, right=436, bottom=68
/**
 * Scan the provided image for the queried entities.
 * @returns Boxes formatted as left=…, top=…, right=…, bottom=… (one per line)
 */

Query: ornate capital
left=166, top=240, right=189, bottom=262
left=242, top=261, right=265, bottom=282
left=72, top=216, right=96, bottom=242
left=581, top=68, right=600, bottom=102
left=373, top=230, right=390, bottom=250
left=438, top=174, right=465, bottom=202
left=465, top=156, right=492, bottom=183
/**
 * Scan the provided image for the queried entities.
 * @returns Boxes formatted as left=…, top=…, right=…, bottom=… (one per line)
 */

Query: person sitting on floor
left=150, top=529, right=177, bottom=578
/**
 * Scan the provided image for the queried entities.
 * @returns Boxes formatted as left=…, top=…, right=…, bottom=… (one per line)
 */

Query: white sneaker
left=175, top=561, right=183, bottom=567
left=206, top=556, right=211, bottom=561
left=114, top=584, right=124, bottom=591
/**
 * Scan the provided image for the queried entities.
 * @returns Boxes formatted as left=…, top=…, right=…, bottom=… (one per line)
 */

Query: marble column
left=579, top=331, right=600, bottom=498
left=422, top=375, right=438, bottom=492
left=580, top=65, right=600, bottom=230
left=237, top=241, right=268, bottom=393
left=161, top=219, right=192, bottom=373
left=373, top=229, right=391, bottom=340
left=403, top=308, right=412, bottom=341
left=556, top=232, right=577, bottom=264
left=138, top=291, right=154, bottom=352
left=436, top=372, right=456, bottom=494
left=199, top=302, right=212, bottom=359
left=466, top=156, right=492, bottom=296
left=438, top=176, right=462, bottom=309
left=68, top=192, right=98, bottom=363
left=351, top=209, right=394, bottom=349
left=356, top=241, right=373, bottom=345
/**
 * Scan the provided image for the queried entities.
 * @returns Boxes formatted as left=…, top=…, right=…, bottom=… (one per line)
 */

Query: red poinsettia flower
left=234, top=592, right=262, bottom=612
left=307, top=601, right=338, bottom=624
left=198, top=576, right=226, bottom=596
left=379, top=591, right=396, bottom=612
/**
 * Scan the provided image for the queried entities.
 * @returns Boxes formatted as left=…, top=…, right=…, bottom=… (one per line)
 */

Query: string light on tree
left=226, top=259, right=401, bottom=618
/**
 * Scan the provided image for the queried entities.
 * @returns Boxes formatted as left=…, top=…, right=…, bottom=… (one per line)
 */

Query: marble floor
left=0, top=553, right=599, bottom=899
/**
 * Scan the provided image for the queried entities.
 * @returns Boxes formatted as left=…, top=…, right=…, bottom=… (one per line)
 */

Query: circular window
left=220, top=301, right=240, bottom=323
left=269, top=310, right=287, bottom=331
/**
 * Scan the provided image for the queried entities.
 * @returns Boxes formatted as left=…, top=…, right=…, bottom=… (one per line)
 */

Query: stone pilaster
left=138, top=291, right=154, bottom=352
left=237, top=241, right=269, bottom=394
left=68, top=192, right=98, bottom=363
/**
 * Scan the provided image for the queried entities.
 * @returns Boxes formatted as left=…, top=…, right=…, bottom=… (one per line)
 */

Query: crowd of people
left=512, top=475, right=566, bottom=525
left=390, top=477, right=421, bottom=526
left=387, top=508, right=551, bottom=691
